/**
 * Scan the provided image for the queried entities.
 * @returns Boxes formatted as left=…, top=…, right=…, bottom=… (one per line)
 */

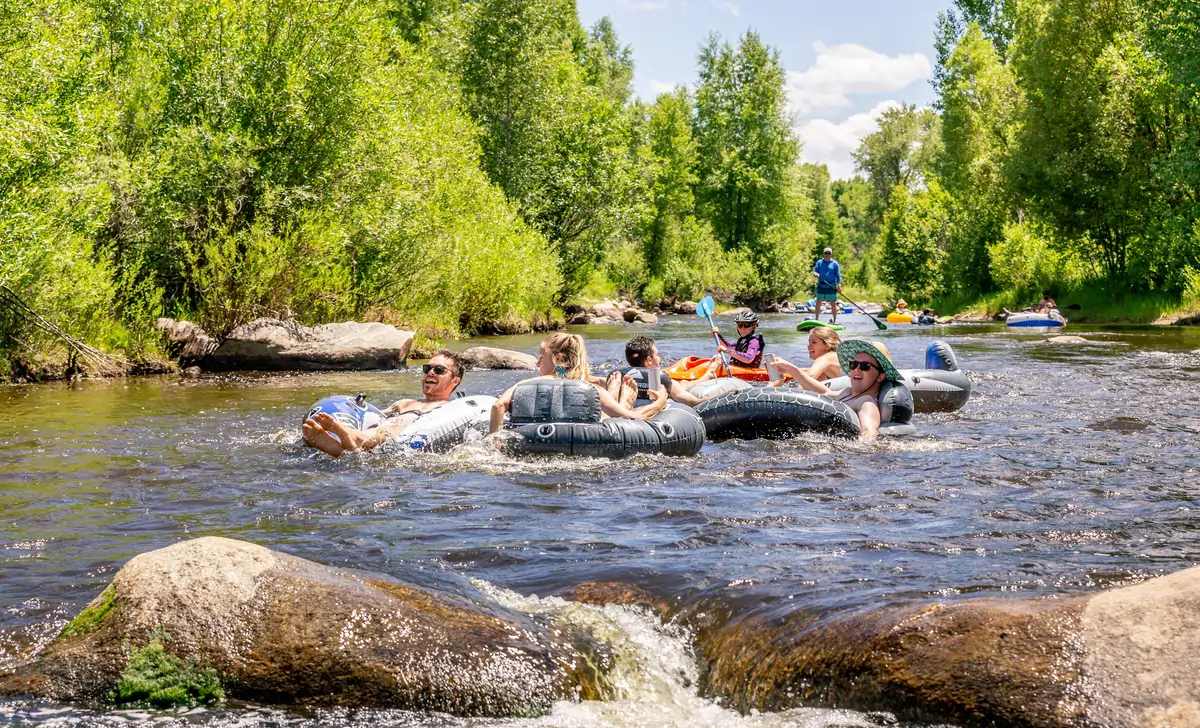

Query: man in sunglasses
left=784, top=339, right=902, bottom=440
left=302, top=350, right=464, bottom=456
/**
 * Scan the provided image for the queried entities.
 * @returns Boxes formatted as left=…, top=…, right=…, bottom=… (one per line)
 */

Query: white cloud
left=787, top=42, right=930, bottom=118
left=799, top=100, right=900, bottom=181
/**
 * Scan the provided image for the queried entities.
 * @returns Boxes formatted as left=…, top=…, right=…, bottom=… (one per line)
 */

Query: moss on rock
left=57, top=584, right=117, bottom=641
left=111, top=635, right=224, bottom=708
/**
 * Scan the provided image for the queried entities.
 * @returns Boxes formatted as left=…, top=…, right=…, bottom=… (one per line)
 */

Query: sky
left=576, top=0, right=952, bottom=180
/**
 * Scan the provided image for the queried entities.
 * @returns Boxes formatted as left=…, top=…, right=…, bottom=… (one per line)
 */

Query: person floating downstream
left=1036, top=290, right=1057, bottom=313
left=489, top=332, right=666, bottom=434
left=812, top=247, right=842, bottom=324
left=623, top=336, right=719, bottom=406
left=711, top=311, right=765, bottom=368
left=768, top=327, right=842, bottom=385
left=302, top=350, right=463, bottom=457
left=787, top=339, right=903, bottom=440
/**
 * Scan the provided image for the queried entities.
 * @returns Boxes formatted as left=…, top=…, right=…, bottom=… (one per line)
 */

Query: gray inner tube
left=824, top=369, right=970, bottom=413
left=694, top=387, right=861, bottom=441
left=502, top=380, right=706, bottom=458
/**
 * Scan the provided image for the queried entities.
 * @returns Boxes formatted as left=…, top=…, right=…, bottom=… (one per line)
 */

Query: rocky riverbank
left=5, top=538, right=1200, bottom=725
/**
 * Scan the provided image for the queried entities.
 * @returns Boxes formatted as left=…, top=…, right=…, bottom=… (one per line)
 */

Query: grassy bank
left=932, top=282, right=1200, bottom=324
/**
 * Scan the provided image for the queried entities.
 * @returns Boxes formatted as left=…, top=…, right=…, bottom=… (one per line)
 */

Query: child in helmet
left=711, top=311, right=765, bottom=367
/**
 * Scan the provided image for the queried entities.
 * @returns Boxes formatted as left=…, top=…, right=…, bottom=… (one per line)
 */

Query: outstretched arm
left=489, top=388, right=514, bottom=433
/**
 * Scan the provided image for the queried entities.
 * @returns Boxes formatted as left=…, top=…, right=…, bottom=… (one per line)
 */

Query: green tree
left=852, top=105, right=943, bottom=223
left=461, top=0, right=638, bottom=296
left=798, top=163, right=849, bottom=263
left=693, top=31, right=806, bottom=301
left=1010, top=0, right=1177, bottom=279
left=938, top=24, right=1024, bottom=294
left=878, top=182, right=953, bottom=301
left=579, top=17, right=634, bottom=104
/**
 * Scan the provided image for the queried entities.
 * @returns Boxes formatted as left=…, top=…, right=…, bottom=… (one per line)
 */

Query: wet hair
left=808, top=327, right=841, bottom=351
left=541, top=332, right=591, bottom=381
left=626, top=336, right=655, bottom=367
left=1042, top=290, right=1053, bottom=297
left=429, top=349, right=464, bottom=380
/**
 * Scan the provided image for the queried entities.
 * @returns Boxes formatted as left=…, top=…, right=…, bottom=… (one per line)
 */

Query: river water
left=2, top=315, right=1199, bottom=727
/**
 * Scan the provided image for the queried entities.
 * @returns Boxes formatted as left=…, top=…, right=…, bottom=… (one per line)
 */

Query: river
left=2, top=314, right=1199, bottom=727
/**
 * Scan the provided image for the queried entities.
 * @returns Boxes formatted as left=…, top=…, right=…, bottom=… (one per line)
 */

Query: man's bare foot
left=302, top=418, right=345, bottom=458
left=314, top=413, right=366, bottom=452
left=620, top=373, right=638, bottom=409
left=604, top=371, right=624, bottom=401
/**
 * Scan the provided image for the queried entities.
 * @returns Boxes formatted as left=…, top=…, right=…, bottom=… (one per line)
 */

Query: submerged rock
left=1045, top=335, right=1089, bottom=344
left=202, top=319, right=413, bottom=371
left=459, top=346, right=538, bottom=371
left=694, top=565, right=1200, bottom=728
left=0, top=537, right=608, bottom=716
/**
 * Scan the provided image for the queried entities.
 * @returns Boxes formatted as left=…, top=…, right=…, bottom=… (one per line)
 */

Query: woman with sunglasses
left=785, top=339, right=903, bottom=440
left=302, top=350, right=464, bottom=456
left=488, top=332, right=666, bottom=434
left=710, top=311, right=766, bottom=367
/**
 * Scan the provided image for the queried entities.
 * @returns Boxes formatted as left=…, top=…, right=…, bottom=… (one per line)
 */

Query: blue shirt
left=814, top=258, right=841, bottom=293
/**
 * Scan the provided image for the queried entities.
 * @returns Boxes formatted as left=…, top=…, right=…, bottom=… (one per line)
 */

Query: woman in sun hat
left=786, top=339, right=903, bottom=440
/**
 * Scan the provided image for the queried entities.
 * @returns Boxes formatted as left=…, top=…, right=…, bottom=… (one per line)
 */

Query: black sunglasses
left=848, top=361, right=878, bottom=372
left=736, top=322, right=755, bottom=328
left=422, top=364, right=452, bottom=376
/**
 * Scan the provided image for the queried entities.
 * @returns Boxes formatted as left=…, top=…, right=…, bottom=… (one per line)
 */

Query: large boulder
left=155, top=318, right=218, bottom=364
left=0, top=537, right=608, bottom=716
left=459, top=346, right=538, bottom=370
left=590, top=302, right=622, bottom=320
left=202, top=319, right=413, bottom=371
left=634, top=312, right=659, bottom=324
left=694, top=565, right=1200, bottom=728
left=673, top=301, right=698, bottom=315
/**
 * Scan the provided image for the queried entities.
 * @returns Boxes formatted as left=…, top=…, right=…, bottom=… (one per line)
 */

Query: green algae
left=57, top=584, right=117, bottom=641
left=111, top=634, right=224, bottom=708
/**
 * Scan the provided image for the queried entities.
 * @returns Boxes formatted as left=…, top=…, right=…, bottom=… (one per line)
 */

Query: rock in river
left=0, top=537, right=608, bottom=716
left=459, top=346, right=538, bottom=370
left=202, top=319, right=413, bottom=371
left=695, top=564, right=1200, bottom=728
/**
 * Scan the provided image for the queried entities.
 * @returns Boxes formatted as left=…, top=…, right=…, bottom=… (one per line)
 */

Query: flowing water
left=2, top=315, right=1199, bottom=726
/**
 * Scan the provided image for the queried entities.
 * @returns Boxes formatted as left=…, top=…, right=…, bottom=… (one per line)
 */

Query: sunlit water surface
left=2, top=315, right=1199, bottom=726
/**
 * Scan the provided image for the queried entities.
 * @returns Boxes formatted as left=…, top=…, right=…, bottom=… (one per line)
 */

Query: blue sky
left=576, top=0, right=952, bottom=179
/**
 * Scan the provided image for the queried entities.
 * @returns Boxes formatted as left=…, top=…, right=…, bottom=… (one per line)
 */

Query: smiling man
left=302, top=350, right=464, bottom=457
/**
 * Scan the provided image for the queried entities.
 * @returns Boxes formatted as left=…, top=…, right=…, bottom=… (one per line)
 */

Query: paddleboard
left=795, top=320, right=845, bottom=332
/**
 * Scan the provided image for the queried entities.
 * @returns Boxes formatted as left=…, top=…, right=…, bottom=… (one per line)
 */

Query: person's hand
left=812, top=271, right=820, bottom=279
left=717, top=343, right=729, bottom=354
left=837, top=284, right=843, bottom=292
left=711, top=326, right=720, bottom=335
left=646, top=387, right=665, bottom=402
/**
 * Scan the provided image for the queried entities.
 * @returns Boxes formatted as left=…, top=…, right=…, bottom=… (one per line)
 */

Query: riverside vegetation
left=2, top=0, right=1200, bottom=380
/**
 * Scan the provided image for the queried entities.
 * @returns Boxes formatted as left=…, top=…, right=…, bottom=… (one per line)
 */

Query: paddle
left=695, top=295, right=732, bottom=377
left=817, top=277, right=888, bottom=331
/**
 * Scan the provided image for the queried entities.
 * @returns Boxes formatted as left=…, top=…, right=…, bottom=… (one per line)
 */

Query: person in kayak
left=812, top=247, right=842, bottom=324
left=768, top=327, right=842, bottom=384
left=488, top=332, right=666, bottom=434
left=302, top=349, right=464, bottom=457
left=711, top=311, right=765, bottom=369
left=622, top=336, right=721, bottom=406
left=787, top=339, right=902, bottom=440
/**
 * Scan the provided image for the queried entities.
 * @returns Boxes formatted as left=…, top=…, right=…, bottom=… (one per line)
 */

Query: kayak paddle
left=695, top=295, right=732, bottom=377
left=817, top=277, right=887, bottom=331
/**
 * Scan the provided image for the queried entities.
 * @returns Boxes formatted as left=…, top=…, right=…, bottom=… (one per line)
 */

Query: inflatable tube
left=796, top=320, right=844, bottom=332
left=499, top=380, right=705, bottom=458
left=823, top=340, right=970, bottom=413
left=1006, top=311, right=1066, bottom=328
left=887, top=312, right=913, bottom=324
left=694, top=387, right=861, bottom=441
left=304, top=394, right=495, bottom=453
left=688, top=378, right=752, bottom=400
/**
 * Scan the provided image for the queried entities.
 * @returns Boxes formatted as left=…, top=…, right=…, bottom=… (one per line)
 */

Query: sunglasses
left=847, top=361, right=878, bottom=372
left=422, top=364, right=453, bottom=376
left=736, top=322, right=755, bottom=328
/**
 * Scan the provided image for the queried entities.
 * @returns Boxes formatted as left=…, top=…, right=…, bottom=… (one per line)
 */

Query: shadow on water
left=2, top=315, right=1200, bottom=725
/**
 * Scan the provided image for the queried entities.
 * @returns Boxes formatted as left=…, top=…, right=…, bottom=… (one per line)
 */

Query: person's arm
left=666, top=380, right=704, bottom=406
left=711, top=328, right=733, bottom=348
left=857, top=401, right=881, bottom=440
left=790, top=367, right=832, bottom=394
left=725, top=337, right=760, bottom=365
left=834, top=261, right=842, bottom=290
left=598, top=385, right=667, bottom=420
left=489, top=387, right=514, bottom=433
